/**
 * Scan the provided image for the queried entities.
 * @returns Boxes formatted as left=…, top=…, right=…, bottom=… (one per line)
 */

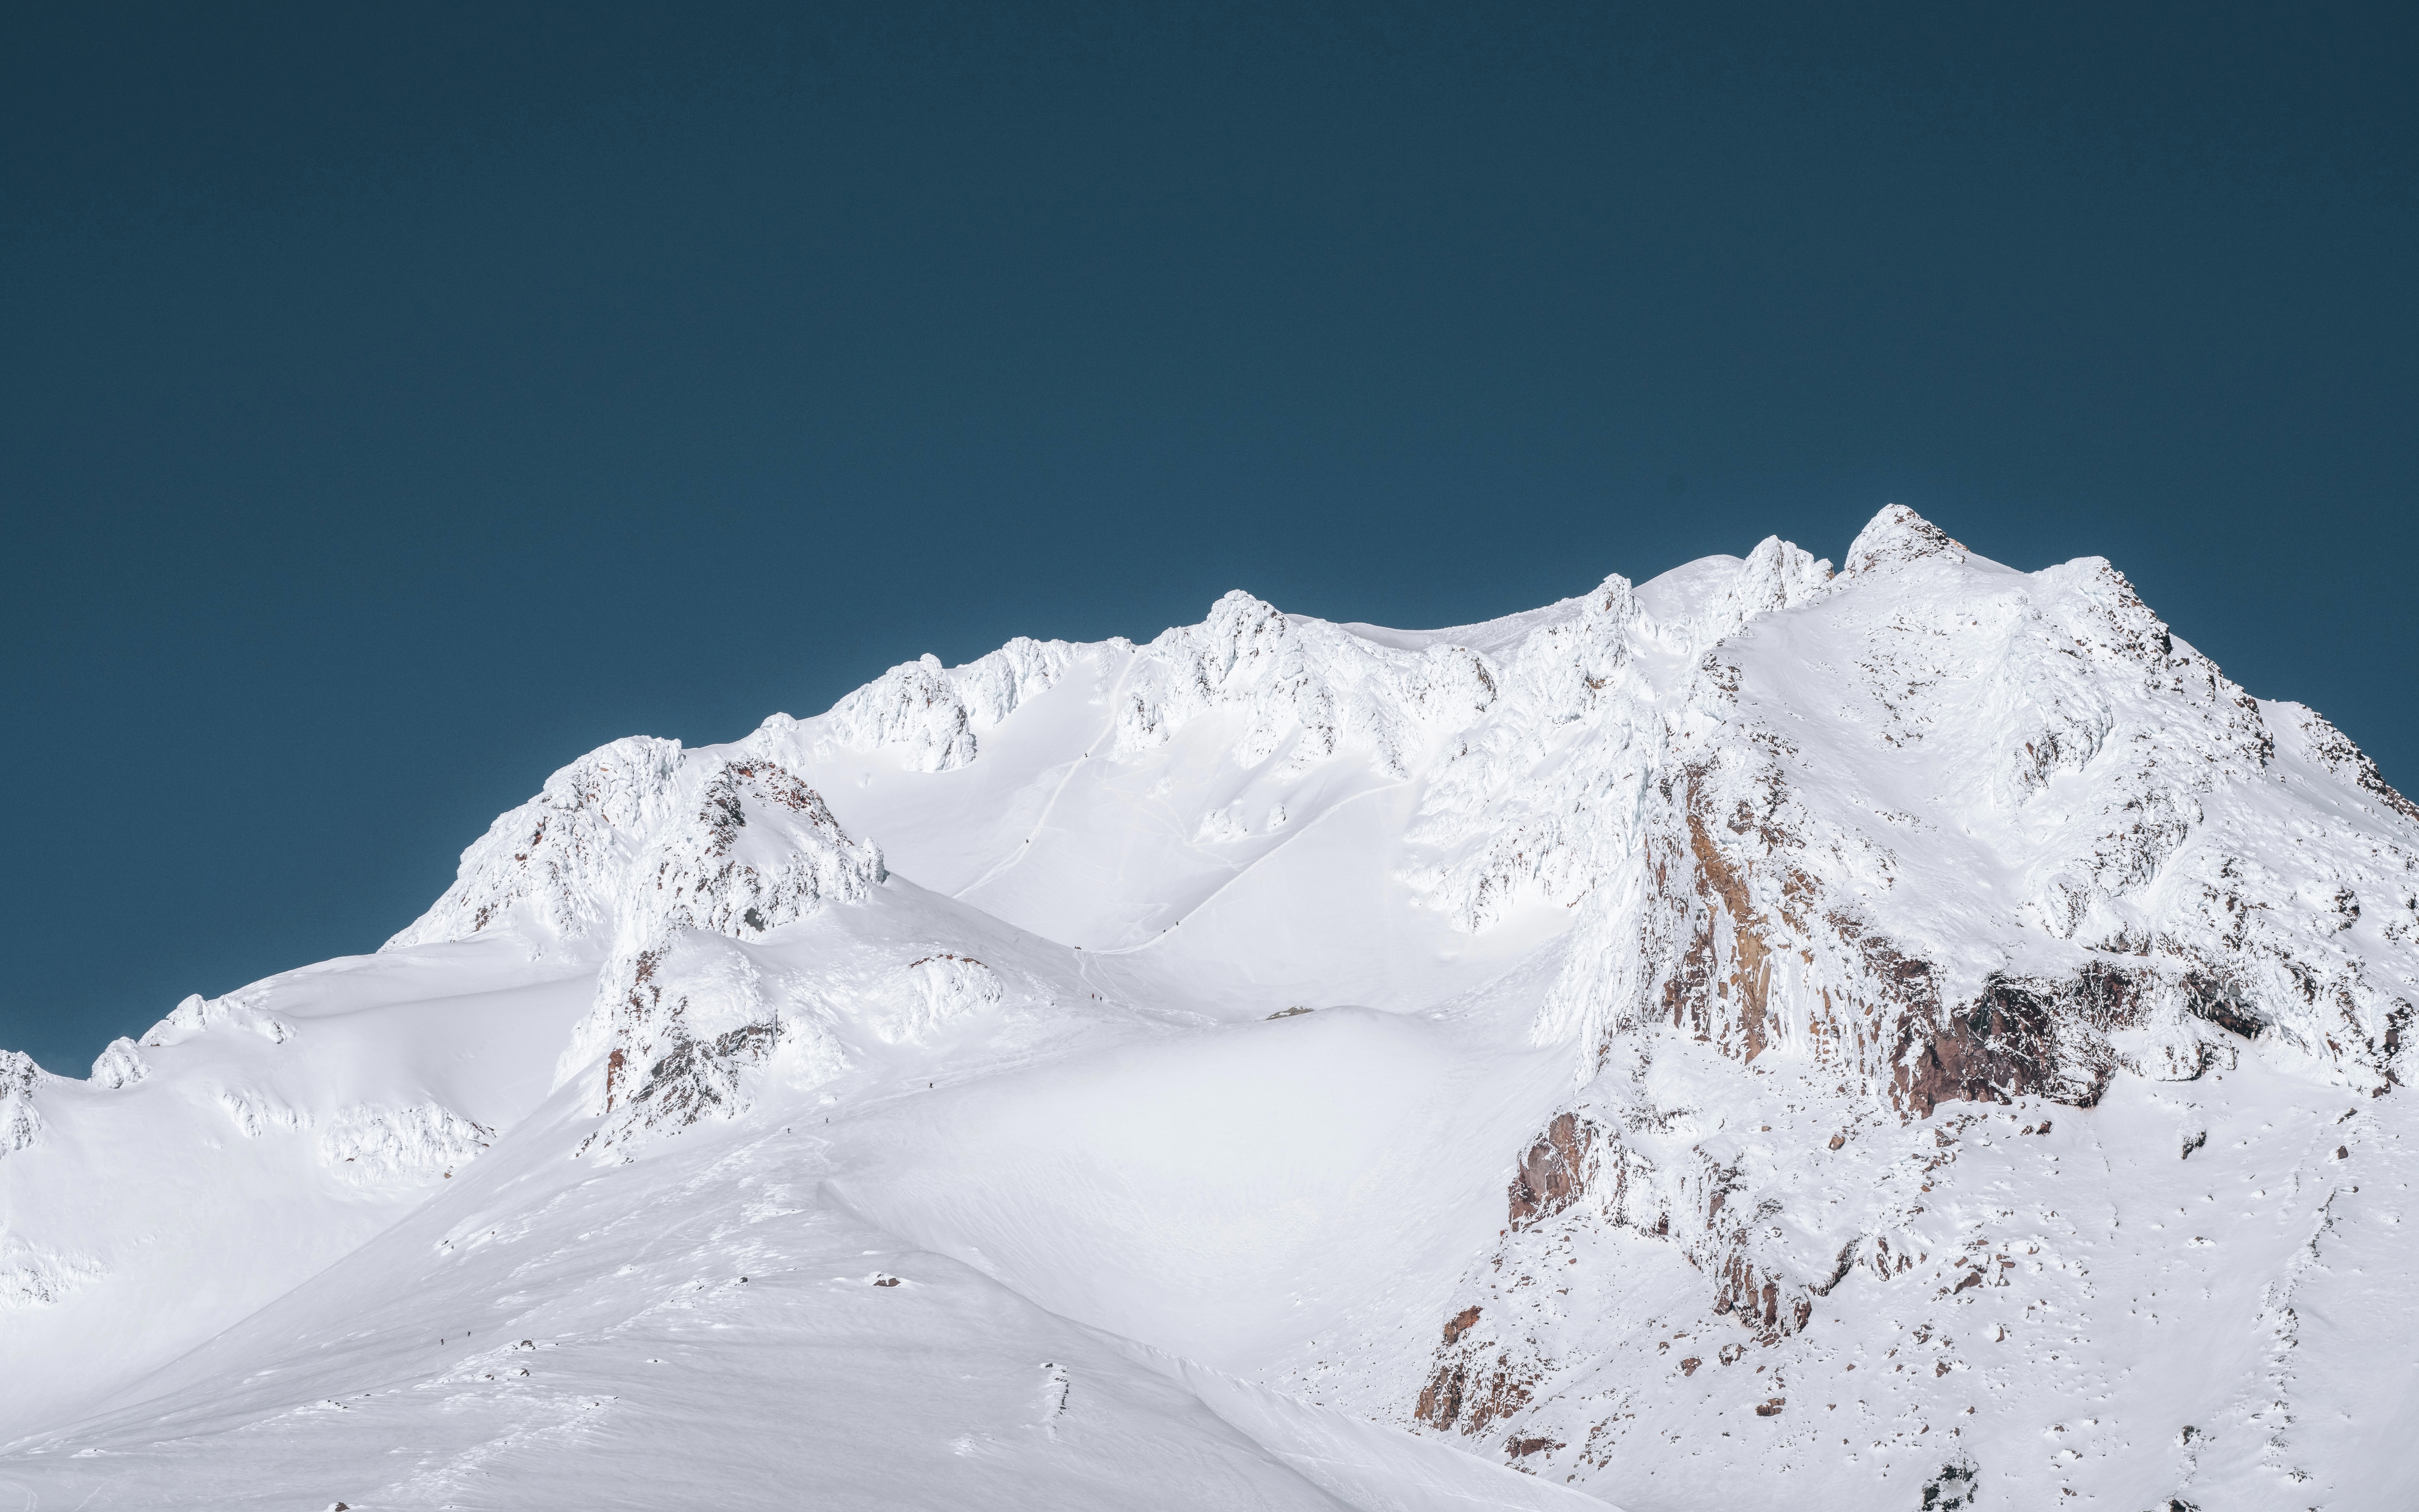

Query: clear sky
left=4, top=3, right=2414, bottom=1073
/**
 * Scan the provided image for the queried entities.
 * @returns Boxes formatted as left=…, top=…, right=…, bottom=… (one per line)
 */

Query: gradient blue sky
left=5, top=2, right=2414, bottom=1072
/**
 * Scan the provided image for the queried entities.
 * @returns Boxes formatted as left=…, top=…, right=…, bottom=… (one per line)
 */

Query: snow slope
left=2, top=505, right=2412, bottom=1510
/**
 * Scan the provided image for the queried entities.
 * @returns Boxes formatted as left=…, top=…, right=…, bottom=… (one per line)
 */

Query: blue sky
left=4, top=2, right=2414, bottom=1072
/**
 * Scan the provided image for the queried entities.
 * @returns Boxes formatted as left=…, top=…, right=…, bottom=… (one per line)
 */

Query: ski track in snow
left=2, top=505, right=2413, bottom=1510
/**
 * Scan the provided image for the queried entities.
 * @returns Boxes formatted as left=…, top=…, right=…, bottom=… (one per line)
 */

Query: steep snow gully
left=4, top=506, right=2414, bottom=1509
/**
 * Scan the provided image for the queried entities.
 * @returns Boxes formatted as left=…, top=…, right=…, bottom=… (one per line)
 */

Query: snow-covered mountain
left=4, top=505, right=2411, bottom=1510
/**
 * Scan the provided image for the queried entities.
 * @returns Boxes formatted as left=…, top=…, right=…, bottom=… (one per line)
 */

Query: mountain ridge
left=2, top=504, right=2410, bottom=1510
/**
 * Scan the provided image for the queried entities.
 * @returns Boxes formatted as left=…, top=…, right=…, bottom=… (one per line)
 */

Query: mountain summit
left=4, top=508, right=2411, bottom=1510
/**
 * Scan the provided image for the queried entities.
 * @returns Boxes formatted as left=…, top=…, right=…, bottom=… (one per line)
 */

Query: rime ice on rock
left=0, top=1236, right=102, bottom=1308
left=879, top=954, right=1004, bottom=1044
left=1110, top=589, right=1502, bottom=780
left=0, top=1051, right=45, bottom=1156
left=387, top=736, right=689, bottom=949
left=320, top=1103, right=494, bottom=1183
left=1840, top=502, right=1965, bottom=576
left=87, top=1039, right=147, bottom=1090
left=139, top=992, right=292, bottom=1051
left=811, top=636, right=1080, bottom=773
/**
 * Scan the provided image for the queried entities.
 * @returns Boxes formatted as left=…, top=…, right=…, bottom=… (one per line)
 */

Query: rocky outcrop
left=321, top=1102, right=494, bottom=1183
left=88, top=1037, right=147, bottom=1089
left=1441, top=1305, right=1481, bottom=1345
left=1113, top=589, right=1502, bottom=781
left=140, top=992, right=290, bottom=1048
left=1894, top=972, right=2104, bottom=1116
left=1, top=1052, right=45, bottom=1158
left=566, top=758, right=884, bottom=1149
left=391, top=726, right=892, bottom=1153
left=807, top=636, right=1079, bottom=774
left=1507, top=1113, right=1595, bottom=1230
left=216, top=1088, right=308, bottom=1138
left=1840, top=502, right=1965, bottom=576
left=1407, top=505, right=2419, bottom=1467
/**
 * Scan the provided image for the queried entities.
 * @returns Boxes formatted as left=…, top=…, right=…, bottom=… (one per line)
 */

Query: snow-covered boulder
left=88, top=1038, right=148, bottom=1089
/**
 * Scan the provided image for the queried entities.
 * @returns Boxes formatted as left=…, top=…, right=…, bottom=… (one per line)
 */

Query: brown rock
left=1896, top=975, right=2063, bottom=1116
left=1755, top=1398, right=1785, bottom=1416
left=1897, top=964, right=2157, bottom=1117
left=1508, top=1112, right=1594, bottom=1228
left=1680, top=1357, right=1702, bottom=1377
left=1443, top=1305, right=1482, bottom=1345
left=1416, top=1363, right=1468, bottom=1429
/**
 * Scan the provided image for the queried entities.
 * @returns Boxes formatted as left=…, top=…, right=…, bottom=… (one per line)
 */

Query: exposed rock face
left=881, top=955, right=1002, bottom=1045
left=1893, top=969, right=2111, bottom=1117
left=1413, top=1342, right=1539, bottom=1439
left=1921, top=1460, right=1980, bottom=1509
left=1110, top=589, right=1503, bottom=781
left=395, top=746, right=885, bottom=957
left=140, top=992, right=289, bottom=1047
left=0, top=1236, right=102, bottom=1308
left=387, top=735, right=688, bottom=948
left=320, top=1103, right=494, bottom=1183
left=1507, top=1113, right=1595, bottom=1230
left=216, top=1088, right=308, bottom=1139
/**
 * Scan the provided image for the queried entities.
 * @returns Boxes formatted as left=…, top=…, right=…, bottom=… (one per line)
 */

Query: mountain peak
left=1842, top=502, right=1965, bottom=575
left=4, top=515, right=2412, bottom=1510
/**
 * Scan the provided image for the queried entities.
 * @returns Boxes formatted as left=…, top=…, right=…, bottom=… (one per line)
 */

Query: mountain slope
left=2, top=506, right=2410, bottom=1510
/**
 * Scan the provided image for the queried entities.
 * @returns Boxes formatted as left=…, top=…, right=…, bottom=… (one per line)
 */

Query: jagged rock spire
left=1842, top=503, right=1966, bottom=576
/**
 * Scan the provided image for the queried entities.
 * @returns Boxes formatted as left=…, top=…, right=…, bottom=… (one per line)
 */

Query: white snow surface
left=4, top=505, right=2415, bottom=1510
